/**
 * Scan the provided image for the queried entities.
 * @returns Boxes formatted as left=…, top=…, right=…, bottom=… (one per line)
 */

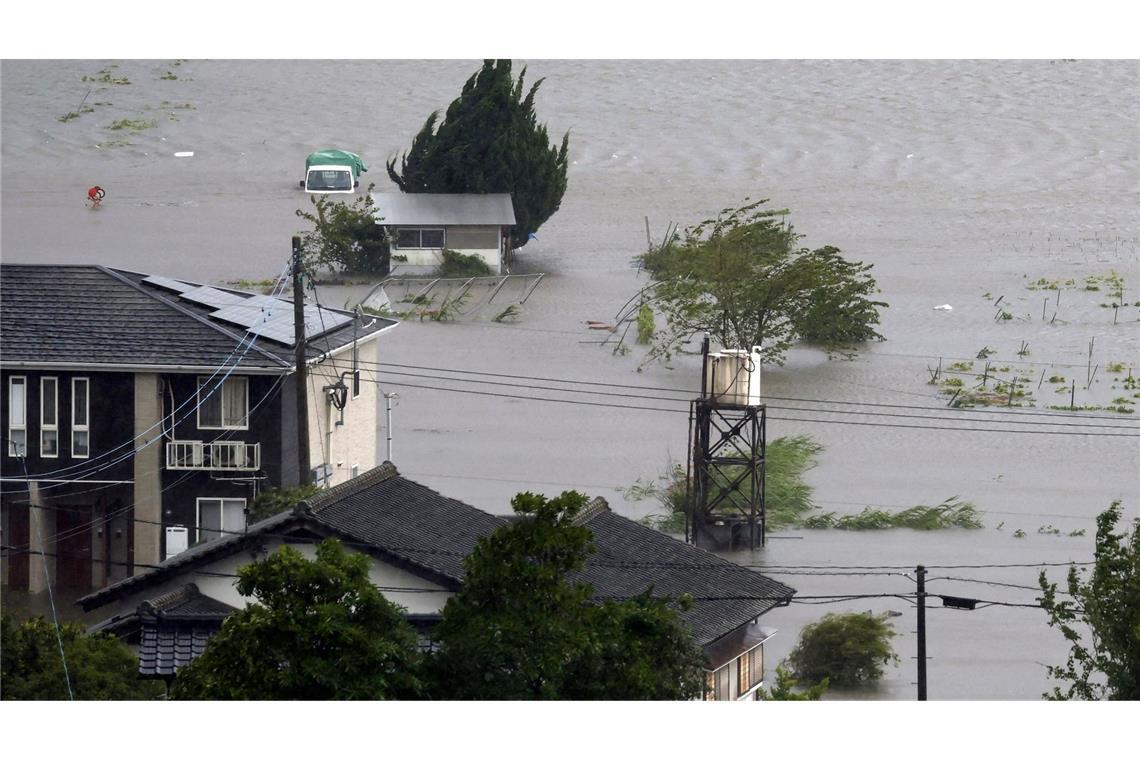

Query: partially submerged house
left=371, top=193, right=516, bottom=276
left=78, top=464, right=796, bottom=700
left=0, top=264, right=397, bottom=594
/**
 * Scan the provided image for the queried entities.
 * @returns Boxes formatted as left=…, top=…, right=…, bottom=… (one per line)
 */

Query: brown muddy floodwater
left=2, top=59, right=1138, bottom=699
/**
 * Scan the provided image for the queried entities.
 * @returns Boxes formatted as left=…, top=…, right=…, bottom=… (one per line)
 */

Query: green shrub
left=437, top=249, right=493, bottom=278
left=787, top=612, right=899, bottom=687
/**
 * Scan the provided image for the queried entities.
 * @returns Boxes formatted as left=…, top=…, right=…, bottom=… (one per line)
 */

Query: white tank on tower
left=704, top=345, right=763, bottom=406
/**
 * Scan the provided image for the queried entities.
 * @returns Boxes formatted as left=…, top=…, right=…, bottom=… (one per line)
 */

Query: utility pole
left=916, top=564, right=927, bottom=701
left=292, top=236, right=311, bottom=486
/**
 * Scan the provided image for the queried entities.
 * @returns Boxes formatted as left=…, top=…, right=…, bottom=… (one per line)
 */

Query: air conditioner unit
left=704, top=346, right=762, bottom=406
left=165, top=525, right=189, bottom=560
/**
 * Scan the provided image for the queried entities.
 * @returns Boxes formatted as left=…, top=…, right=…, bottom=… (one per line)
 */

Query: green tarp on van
left=305, top=150, right=367, bottom=178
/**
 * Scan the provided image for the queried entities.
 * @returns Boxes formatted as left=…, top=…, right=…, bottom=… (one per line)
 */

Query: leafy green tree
left=1038, top=500, right=1140, bottom=700
left=386, top=59, right=569, bottom=249
left=756, top=663, right=828, bottom=700
left=247, top=483, right=321, bottom=523
left=638, top=199, right=886, bottom=365
left=171, top=539, right=423, bottom=700
left=427, top=490, right=704, bottom=700
left=295, top=186, right=389, bottom=274
left=787, top=612, right=899, bottom=687
left=1, top=614, right=164, bottom=700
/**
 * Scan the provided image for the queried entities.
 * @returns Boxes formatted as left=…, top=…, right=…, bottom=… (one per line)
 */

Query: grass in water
left=630, top=436, right=982, bottom=533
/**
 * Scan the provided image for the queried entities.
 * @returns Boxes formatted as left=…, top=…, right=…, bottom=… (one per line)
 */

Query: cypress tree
left=387, top=59, right=569, bottom=249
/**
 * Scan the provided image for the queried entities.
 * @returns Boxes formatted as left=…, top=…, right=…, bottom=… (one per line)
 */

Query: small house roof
left=371, top=193, right=516, bottom=226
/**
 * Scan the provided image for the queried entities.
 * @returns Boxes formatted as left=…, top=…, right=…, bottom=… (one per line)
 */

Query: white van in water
left=301, top=149, right=367, bottom=194
left=303, top=165, right=357, bottom=194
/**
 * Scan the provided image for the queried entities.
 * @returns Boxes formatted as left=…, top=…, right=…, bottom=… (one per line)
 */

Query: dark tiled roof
left=138, top=620, right=222, bottom=678
left=141, top=583, right=238, bottom=620
left=305, top=463, right=507, bottom=584
left=80, top=467, right=794, bottom=652
left=0, top=264, right=396, bottom=369
left=572, top=500, right=796, bottom=647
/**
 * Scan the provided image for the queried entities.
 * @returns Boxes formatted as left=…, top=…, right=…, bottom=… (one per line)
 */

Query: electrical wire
left=352, top=371, right=1140, bottom=438
left=364, top=365, right=1140, bottom=432
left=360, top=359, right=1140, bottom=424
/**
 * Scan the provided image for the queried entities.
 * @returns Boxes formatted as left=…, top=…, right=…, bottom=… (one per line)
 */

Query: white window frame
left=197, top=375, right=250, bottom=431
left=40, top=377, right=59, bottom=458
left=195, top=496, right=247, bottom=544
left=394, top=227, right=446, bottom=250
left=71, top=377, right=90, bottom=459
left=8, top=376, right=27, bottom=457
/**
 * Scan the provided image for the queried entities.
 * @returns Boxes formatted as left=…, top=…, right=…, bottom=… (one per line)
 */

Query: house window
left=395, top=228, right=445, bottom=249
left=198, top=376, right=249, bottom=430
left=8, top=376, right=26, bottom=457
left=40, top=377, right=58, bottom=458
left=196, top=497, right=247, bottom=543
left=72, top=378, right=90, bottom=458
left=718, top=664, right=732, bottom=700
left=739, top=652, right=751, bottom=694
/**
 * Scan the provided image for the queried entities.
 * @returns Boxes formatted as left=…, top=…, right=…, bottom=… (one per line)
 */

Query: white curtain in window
left=224, top=377, right=248, bottom=427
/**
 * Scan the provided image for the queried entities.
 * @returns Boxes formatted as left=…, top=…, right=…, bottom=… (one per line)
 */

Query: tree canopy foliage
left=427, top=490, right=705, bottom=700
left=171, top=539, right=423, bottom=700
left=638, top=199, right=886, bottom=365
left=1, top=614, right=164, bottom=700
left=757, top=663, right=828, bottom=700
left=787, top=612, right=899, bottom=687
left=1038, top=500, right=1140, bottom=700
left=295, top=187, right=389, bottom=274
left=386, top=59, right=569, bottom=250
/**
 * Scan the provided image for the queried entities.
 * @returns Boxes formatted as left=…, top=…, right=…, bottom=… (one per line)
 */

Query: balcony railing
left=166, top=440, right=260, bottom=471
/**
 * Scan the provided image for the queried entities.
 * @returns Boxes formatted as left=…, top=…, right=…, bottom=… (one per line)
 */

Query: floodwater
left=2, top=59, right=1138, bottom=699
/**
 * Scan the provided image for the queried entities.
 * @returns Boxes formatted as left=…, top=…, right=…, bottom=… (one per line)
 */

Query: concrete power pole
left=292, top=236, right=311, bottom=486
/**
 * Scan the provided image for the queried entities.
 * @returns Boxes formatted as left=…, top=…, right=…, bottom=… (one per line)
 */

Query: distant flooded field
left=3, top=59, right=1138, bottom=698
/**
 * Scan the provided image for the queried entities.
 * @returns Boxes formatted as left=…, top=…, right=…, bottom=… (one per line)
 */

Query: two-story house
left=78, top=463, right=797, bottom=700
left=0, top=264, right=396, bottom=594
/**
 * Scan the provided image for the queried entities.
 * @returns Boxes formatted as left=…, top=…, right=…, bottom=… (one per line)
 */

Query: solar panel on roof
left=211, top=300, right=285, bottom=329
left=143, top=275, right=195, bottom=293
left=180, top=286, right=245, bottom=310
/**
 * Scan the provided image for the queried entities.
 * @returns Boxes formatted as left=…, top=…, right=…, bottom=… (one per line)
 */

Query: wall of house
left=388, top=225, right=503, bottom=276
left=88, top=537, right=452, bottom=626
left=159, top=372, right=288, bottom=557
left=304, top=338, right=380, bottom=488
left=0, top=368, right=135, bottom=592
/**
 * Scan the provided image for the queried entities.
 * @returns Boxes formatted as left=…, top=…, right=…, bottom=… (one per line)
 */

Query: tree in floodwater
left=295, top=187, right=389, bottom=274
left=386, top=59, right=569, bottom=250
left=637, top=199, right=886, bottom=365
left=786, top=611, right=899, bottom=687
left=1038, top=500, right=1140, bottom=700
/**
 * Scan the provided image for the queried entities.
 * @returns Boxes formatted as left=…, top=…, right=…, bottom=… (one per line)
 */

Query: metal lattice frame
left=687, top=400, right=766, bottom=550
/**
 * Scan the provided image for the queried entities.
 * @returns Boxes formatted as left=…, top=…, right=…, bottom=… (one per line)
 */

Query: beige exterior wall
left=389, top=225, right=502, bottom=275
left=133, top=374, right=163, bottom=571
left=305, top=337, right=380, bottom=488
left=90, top=538, right=451, bottom=623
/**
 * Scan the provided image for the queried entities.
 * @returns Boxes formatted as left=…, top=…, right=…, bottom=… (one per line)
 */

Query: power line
left=354, top=373, right=1140, bottom=438
left=364, top=359, right=1140, bottom=424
